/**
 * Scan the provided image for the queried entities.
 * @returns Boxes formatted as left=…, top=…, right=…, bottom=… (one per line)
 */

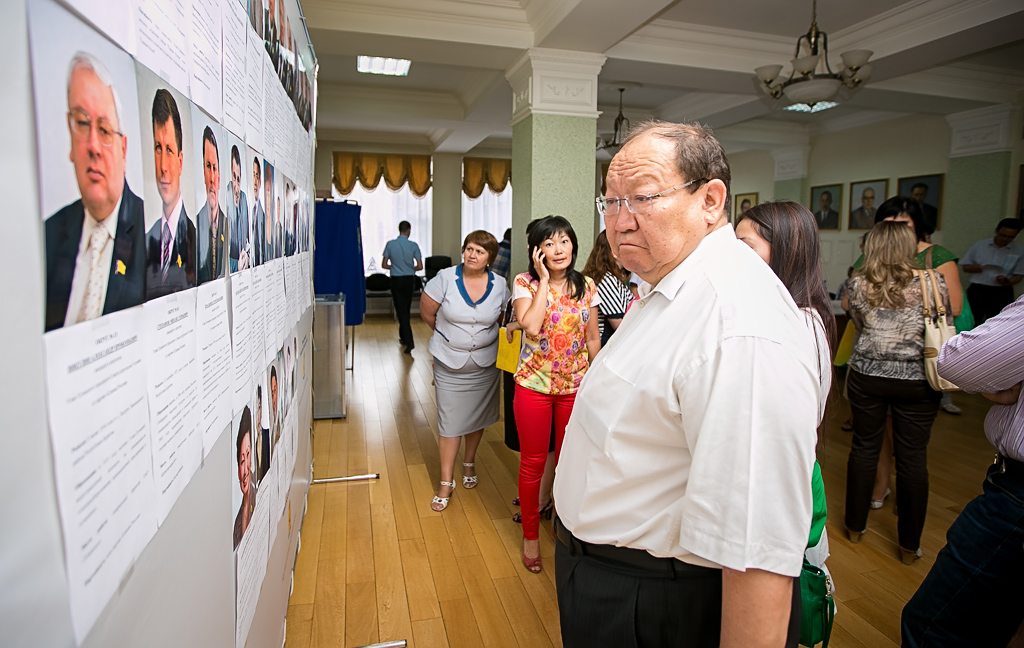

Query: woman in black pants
left=842, top=221, right=952, bottom=564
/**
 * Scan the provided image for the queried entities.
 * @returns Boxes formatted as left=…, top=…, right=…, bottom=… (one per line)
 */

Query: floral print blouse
left=511, top=272, right=600, bottom=395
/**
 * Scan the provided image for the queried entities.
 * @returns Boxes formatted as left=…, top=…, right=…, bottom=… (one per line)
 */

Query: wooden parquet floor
left=285, top=315, right=1000, bottom=648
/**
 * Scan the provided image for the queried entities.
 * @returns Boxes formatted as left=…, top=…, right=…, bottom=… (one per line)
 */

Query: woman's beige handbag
left=917, top=269, right=959, bottom=392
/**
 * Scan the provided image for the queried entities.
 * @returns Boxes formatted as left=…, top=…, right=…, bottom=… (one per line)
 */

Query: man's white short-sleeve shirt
left=553, top=225, right=819, bottom=578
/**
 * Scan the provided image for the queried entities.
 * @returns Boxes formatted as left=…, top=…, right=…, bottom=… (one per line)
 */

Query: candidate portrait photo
left=135, top=62, right=198, bottom=301
left=30, top=0, right=147, bottom=332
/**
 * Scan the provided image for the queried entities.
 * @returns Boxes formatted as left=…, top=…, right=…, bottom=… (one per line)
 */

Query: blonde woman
left=842, top=221, right=952, bottom=564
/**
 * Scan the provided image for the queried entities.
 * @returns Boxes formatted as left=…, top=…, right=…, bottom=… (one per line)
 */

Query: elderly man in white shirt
left=552, top=121, right=820, bottom=648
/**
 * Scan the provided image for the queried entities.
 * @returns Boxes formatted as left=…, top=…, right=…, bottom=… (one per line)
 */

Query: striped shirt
left=594, top=273, right=632, bottom=343
left=937, top=294, right=1024, bottom=461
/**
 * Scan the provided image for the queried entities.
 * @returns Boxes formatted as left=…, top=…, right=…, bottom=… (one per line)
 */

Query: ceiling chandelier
left=596, top=87, right=630, bottom=152
left=754, top=0, right=873, bottom=109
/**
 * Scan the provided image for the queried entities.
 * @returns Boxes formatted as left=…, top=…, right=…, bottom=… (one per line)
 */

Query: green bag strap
left=822, top=595, right=835, bottom=647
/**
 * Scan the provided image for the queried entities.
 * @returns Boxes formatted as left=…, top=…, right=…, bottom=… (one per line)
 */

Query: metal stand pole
left=311, top=473, right=379, bottom=485
left=346, top=325, right=355, bottom=372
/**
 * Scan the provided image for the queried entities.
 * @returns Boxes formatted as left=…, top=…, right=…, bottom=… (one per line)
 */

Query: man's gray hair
left=620, top=119, right=732, bottom=216
left=67, top=51, right=124, bottom=129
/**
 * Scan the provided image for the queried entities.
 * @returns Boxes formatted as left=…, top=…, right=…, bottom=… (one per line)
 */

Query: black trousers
left=966, top=283, right=1015, bottom=324
left=555, top=520, right=800, bottom=648
left=391, top=275, right=417, bottom=347
left=845, top=370, right=940, bottom=550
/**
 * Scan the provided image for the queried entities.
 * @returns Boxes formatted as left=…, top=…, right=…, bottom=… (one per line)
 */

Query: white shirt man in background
left=961, top=218, right=1024, bottom=323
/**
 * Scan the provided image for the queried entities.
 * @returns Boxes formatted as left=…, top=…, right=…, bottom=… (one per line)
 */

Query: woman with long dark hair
left=736, top=201, right=835, bottom=580
left=842, top=221, right=951, bottom=564
left=509, top=215, right=600, bottom=573
left=582, top=230, right=633, bottom=346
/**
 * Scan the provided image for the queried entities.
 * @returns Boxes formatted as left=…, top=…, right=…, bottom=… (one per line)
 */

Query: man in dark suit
left=849, top=187, right=877, bottom=229
left=251, top=157, right=266, bottom=266
left=813, top=190, right=840, bottom=230
left=228, top=145, right=250, bottom=272
left=45, top=52, right=145, bottom=332
left=911, top=183, right=939, bottom=235
left=197, top=126, right=227, bottom=284
left=263, top=160, right=276, bottom=261
left=145, top=89, right=196, bottom=300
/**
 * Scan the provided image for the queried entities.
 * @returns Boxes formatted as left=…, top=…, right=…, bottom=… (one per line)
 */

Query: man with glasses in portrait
left=45, top=51, right=145, bottom=331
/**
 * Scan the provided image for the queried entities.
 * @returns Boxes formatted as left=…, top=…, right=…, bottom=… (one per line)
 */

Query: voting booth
left=2, top=0, right=318, bottom=646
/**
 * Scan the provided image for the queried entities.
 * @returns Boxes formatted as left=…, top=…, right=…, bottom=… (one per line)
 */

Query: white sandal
left=431, top=481, right=456, bottom=512
left=462, top=462, right=478, bottom=489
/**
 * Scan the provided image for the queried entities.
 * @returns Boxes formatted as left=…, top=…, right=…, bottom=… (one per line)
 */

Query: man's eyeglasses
left=596, top=178, right=707, bottom=217
left=67, top=108, right=122, bottom=148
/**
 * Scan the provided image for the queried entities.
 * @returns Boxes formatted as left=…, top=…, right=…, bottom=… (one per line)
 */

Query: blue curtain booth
left=314, top=200, right=366, bottom=326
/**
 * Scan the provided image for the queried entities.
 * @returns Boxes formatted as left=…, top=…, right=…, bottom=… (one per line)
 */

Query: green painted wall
left=944, top=151, right=1012, bottom=258
left=773, top=178, right=803, bottom=203
left=511, top=113, right=597, bottom=279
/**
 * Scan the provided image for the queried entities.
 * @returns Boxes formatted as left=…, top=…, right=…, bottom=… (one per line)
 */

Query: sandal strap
left=431, top=495, right=450, bottom=504
left=439, top=480, right=455, bottom=487
left=462, top=462, right=475, bottom=467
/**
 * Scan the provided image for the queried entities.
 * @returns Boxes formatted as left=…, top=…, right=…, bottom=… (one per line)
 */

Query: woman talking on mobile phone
left=509, top=215, right=600, bottom=573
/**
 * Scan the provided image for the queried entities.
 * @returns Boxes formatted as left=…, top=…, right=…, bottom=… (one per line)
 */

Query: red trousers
left=513, top=384, right=576, bottom=540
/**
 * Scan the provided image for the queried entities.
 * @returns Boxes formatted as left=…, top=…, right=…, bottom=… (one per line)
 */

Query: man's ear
left=703, top=179, right=728, bottom=223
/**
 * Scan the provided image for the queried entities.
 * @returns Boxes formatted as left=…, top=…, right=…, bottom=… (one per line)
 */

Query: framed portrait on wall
left=733, top=192, right=758, bottom=222
left=810, top=184, right=842, bottom=230
left=898, top=174, right=943, bottom=233
left=848, top=179, right=888, bottom=230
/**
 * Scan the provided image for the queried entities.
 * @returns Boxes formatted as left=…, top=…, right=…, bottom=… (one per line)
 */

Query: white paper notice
left=263, top=263, right=277, bottom=367
left=197, top=279, right=233, bottom=455
left=262, top=55, right=276, bottom=166
left=134, top=0, right=190, bottom=94
left=250, top=264, right=266, bottom=379
left=234, top=488, right=269, bottom=648
left=283, top=255, right=295, bottom=329
left=244, top=26, right=264, bottom=155
left=66, top=0, right=137, bottom=55
left=189, top=0, right=223, bottom=120
left=275, top=260, right=288, bottom=346
left=143, top=291, right=202, bottom=525
left=231, top=269, right=253, bottom=415
left=43, top=308, right=158, bottom=644
left=221, top=0, right=246, bottom=138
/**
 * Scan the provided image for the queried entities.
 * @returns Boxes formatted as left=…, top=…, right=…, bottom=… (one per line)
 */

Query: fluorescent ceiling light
left=783, top=101, right=839, bottom=113
left=357, top=56, right=411, bottom=76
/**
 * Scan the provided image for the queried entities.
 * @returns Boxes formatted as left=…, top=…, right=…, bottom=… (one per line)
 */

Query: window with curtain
left=331, top=151, right=433, bottom=276
left=332, top=183, right=432, bottom=276
left=461, top=183, right=512, bottom=244
left=461, top=156, right=512, bottom=246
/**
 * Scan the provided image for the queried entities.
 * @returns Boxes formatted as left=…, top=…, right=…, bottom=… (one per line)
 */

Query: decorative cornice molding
left=302, top=0, right=533, bottom=48
left=505, top=48, right=606, bottom=126
left=771, top=146, right=810, bottom=181
left=870, top=64, right=1024, bottom=105
left=606, top=20, right=792, bottom=72
left=829, top=0, right=1022, bottom=61
left=654, top=92, right=756, bottom=123
left=946, top=104, right=1020, bottom=158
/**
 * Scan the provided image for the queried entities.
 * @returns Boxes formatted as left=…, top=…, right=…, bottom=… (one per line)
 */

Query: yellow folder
left=833, top=320, right=855, bottom=367
left=496, top=327, right=522, bottom=373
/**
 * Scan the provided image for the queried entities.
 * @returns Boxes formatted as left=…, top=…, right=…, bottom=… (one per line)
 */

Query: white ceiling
left=303, top=0, right=1024, bottom=155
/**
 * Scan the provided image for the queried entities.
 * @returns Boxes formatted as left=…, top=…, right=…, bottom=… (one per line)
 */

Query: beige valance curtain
left=332, top=152, right=432, bottom=197
left=463, top=157, right=511, bottom=198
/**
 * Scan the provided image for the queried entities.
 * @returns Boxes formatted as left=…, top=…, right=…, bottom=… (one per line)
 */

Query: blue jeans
left=901, top=457, right=1024, bottom=647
